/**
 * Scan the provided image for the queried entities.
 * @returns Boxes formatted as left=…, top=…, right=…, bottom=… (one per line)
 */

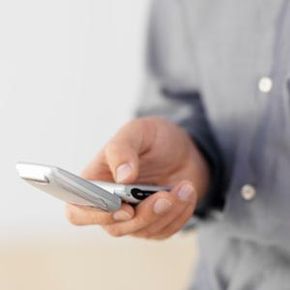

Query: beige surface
left=0, top=232, right=197, bottom=290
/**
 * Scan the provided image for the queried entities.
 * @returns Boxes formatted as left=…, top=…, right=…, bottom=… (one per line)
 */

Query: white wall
left=0, top=0, right=150, bottom=238
left=0, top=4, right=198, bottom=290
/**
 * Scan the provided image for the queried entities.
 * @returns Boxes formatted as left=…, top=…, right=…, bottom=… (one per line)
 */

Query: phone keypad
left=130, top=188, right=156, bottom=200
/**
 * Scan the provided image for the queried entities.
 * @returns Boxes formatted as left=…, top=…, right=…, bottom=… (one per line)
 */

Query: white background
left=0, top=0, right=150, bottom=239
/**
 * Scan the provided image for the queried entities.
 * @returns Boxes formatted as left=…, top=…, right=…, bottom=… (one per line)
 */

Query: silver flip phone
left=16, top=162, right=169, bottom=212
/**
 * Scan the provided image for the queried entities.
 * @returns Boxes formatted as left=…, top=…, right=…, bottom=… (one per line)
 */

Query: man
left=66, top=0, right=290, bottom=289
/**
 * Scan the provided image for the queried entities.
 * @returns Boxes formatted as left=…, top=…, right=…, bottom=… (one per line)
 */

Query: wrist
left=189, top=141, right=211, bottom=204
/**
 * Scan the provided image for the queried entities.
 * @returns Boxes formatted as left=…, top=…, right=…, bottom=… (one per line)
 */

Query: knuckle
left=131, top=231, right=152, bottom=240
left=144, top=227, right=156, bottom=237
left=88, top=212, right=102, bottom=225
left=143, top=230, right=154, bottom=239
left=66, top=208, right=82, bottom=226
left=93, top=214, right=112, bottom=225
left=135, top=214, right=155, bottom=229
left=155, top=229, right=179, bottom=240
left=131, top=232, right=143, bottom=239
left=104, top=226, right=124, bottom=238
left=104, top=141, right=119, bottom=156
left=135, top=214, right=148, bottom=225
left=136, top=229, right=152, bottom=239
left=166, top=226, right=182, bottom=238
left=131, top=227, right=157, bottom=239
left=154, top=235, right=171, bottom=241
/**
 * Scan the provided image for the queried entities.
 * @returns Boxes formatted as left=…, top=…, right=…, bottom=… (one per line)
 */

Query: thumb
left=104, top=119, right=155, bottom=183
left=102, top=119, right=156, bottom=184
left=104, top=139, right=140, bottom=184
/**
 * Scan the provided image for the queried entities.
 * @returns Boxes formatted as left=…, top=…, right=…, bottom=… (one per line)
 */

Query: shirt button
left=258, top=77, right=273, bottom=93
left=241, top=184, right=256, bottom=201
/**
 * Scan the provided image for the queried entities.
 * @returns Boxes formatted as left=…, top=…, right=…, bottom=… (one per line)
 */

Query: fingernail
left=116, top=163, right=132, bottom=182
left=153, top=199, right=172, bottom=214
left=113, top=210, right=132, bottom=221
left=177, top=184, right=194, bottom=201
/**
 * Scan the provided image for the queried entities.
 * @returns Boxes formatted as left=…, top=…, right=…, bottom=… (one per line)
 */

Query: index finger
left=65, top=202, right=135, bottom=226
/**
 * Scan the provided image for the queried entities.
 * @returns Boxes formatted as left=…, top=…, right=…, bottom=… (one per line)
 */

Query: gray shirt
left=137, top=0, right=290, bottom=289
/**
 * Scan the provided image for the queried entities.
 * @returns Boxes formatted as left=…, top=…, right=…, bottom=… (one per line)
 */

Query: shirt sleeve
left=135, top=0, right=227, bottom=219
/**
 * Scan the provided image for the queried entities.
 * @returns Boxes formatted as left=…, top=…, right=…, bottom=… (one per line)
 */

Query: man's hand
left=66, top=117, right=210, bottom=240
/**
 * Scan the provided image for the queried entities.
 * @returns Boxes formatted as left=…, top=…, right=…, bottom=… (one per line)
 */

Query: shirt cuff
left=179, top=121, right=227, bottom=219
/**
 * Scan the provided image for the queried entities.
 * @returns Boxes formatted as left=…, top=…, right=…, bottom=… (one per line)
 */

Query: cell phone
left=16, top=162, right=169, bottom=212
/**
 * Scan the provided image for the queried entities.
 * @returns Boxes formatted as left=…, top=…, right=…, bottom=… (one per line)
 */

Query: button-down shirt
left=137, top=0, right=290, bottom=289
